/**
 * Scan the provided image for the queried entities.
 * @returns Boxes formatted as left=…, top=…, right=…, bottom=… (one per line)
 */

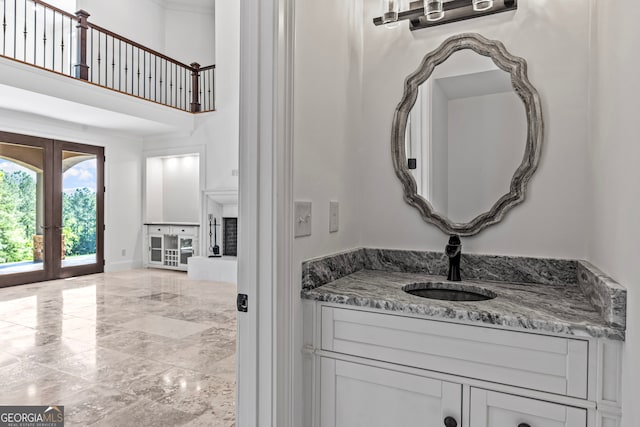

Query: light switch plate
left=329, top=201, right=339, bottom=233
left=294, top=201, right=312, bottom=238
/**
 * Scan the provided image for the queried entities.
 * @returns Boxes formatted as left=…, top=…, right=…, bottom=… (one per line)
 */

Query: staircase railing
left=0, top=0, right=215, bottom=113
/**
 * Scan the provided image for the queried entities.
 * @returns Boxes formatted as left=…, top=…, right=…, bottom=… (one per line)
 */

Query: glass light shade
left=473, top=0, right=494, bottom=11
left=382, top=0, right=399, bottom=25
left=425, top=0, right=444, bottom=21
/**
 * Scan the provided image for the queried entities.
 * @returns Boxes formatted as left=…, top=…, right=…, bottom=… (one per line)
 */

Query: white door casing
left=237, top=0, right=295, bottom=424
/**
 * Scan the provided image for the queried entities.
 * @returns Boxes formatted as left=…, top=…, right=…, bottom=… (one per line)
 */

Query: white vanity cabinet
left=143, top=224, right=199, bottom=271
left=304, top=303, right=623, bottom=427
left=321, top=358, right=461, bottom=427
left=470, top=389, right=586, bottom=427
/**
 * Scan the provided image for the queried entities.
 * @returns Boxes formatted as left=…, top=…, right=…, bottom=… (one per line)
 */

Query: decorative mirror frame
left=392, top=33, right=543, bottom=236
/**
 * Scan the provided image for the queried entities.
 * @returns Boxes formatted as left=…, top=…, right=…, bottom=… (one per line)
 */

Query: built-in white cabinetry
left=470, top=389, right=586, bottom=427
left=143, top=224, right=199, bottom=271
left=305, top=303, right=623, bottom=427
left=321, top=358, right=461, bottom=427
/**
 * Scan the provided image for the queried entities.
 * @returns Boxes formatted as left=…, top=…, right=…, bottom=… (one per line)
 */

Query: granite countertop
left=301, top=249, right=627, bottom=341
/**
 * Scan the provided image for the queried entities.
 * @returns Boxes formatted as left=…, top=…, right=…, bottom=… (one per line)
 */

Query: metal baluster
left=164, top=59, right=167, bottom=104
left=68, top=16, right=71, bottom=73
left=130, top=43, right=133, bottom=94
left=3, top=0, right=7, bottom=55
left=42, top=5, right=45, bottom=66
left=32, top=0, right=36, bottom=64
left=90, top=27, right=93, bottom=82
left=23, top=0, right=27, bottom=61
left=60, top=13, right=64, bottom=73
left=154, top=56, right=157, bottom=101
left=52, top=10, right=54, bottom=68
left=97, top=31, right=101, bottom=85
left=169, top=63, right=172, bottom=107
left=149, top=54, right=153, bottom=100
left=143, top=50, right=147, bottom=98
left=111, top=36, right=114, bottom=88
left=159, top=58, right=162, bottom=103
left=13, top=0, right=17, bottom=58
left=137, top=48, right=140, bottom=96
left=104, top=32, right=107, bottom=86
left=179, top=67, right=183, bottom=110
left=119, top=40, right=123, bottom=91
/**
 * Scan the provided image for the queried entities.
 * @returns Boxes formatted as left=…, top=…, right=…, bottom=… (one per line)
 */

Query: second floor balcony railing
left=0, top=0, right=215, bottom=113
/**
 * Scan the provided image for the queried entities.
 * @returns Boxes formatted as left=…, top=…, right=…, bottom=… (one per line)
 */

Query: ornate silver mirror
left=392, top=33, right=543, bottom=236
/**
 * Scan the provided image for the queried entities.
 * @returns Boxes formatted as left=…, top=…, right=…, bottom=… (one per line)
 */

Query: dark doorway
left=223, top=218, right=237, bottom=257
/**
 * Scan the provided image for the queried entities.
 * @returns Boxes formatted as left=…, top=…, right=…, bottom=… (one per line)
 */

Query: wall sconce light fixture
left=374, top=0, right=517, bottom=31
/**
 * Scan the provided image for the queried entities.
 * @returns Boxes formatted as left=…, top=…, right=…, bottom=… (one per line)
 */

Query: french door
left=0, top=131, right=104, bottom=287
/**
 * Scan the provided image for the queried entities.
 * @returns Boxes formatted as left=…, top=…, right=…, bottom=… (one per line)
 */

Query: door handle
left=444, top=416, right=457, bottom=427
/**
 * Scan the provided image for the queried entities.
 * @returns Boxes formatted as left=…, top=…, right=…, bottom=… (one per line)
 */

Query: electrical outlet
left=294, top=201, right=312, bottom=238
left=329, top=201, right=339, bottom=233
left=232, top=169, right=239, bottom=177
left=121, top=249, right=126, bottom=257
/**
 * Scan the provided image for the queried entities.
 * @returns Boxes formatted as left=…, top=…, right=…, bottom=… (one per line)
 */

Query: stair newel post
left=74, top=10, right=90, bottom=80
left=190, top=62, right=201, bottom=113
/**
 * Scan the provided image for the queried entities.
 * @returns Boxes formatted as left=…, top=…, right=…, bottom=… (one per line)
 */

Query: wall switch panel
left=295, top=201, right=312, bottom=238
left=329, top=201, right=339, bottom=233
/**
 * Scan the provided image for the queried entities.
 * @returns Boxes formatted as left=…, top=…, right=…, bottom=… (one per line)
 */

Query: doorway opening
left=0, top=131, right=104, bottom=288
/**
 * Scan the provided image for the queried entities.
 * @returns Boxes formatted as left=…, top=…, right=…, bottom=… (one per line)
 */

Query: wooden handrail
left=33, top=0, right=75, bottom=19
left=0, top=0, right=215, bottom=112
left=87, top=22, right=196, bottom=71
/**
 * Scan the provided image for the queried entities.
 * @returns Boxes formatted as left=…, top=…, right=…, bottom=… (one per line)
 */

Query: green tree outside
left=0, top=166, right=96, bottom=265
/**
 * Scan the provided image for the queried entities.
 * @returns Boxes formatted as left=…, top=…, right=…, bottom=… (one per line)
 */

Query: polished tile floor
left=0, top=269, right=237, bottom=426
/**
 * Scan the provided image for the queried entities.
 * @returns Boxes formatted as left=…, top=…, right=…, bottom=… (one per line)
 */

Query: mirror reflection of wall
left=405, top=50, right=527, bottom=223
left=145, top=154, right=200, bottom=223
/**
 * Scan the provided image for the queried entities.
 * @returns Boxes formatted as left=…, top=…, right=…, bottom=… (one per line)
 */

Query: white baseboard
left=105, top=259, right=143, bottom=273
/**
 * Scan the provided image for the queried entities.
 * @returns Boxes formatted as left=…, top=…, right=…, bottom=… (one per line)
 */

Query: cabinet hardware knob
left=444, top=416, right=457, bottom=427
left=518, top=424, right=531, bottom=427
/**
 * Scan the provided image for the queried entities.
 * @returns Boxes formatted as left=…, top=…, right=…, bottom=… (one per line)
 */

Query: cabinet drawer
left=470, top=388, right=587, bottom=427
left=148, top=225, right=171, bottom=234
left=170, top=225, right=197, bottom=235
left=321, top=306, right=589, bottom=398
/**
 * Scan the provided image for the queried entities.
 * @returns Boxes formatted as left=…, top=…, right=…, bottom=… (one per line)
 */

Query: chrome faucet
left=445, top=235, right=462, bottom=281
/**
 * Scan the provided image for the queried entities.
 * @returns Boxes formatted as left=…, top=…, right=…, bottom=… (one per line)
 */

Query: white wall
left=589, top=1, right=640, bottom=426
left=145, top=157, right=164, bottom=223
left=358, top=0, right=591, bottom=258
left=77, top=0, right=167, bottom=53
left=0, top=109, right=145, bottom=272
left=161, top=155, right=200, bottom=222
left=144, top=0, right=239, bottom=192
left=164, top=6, right=215, bottom=66
left=292, top=0, right=364, bottom=423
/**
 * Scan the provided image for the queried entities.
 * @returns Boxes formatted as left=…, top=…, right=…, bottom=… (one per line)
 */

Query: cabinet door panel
left=321, top=358, right=461, bottom=427
left=149, top=235, right=163, bottom=264
left=470, top=388, right=586, bottom=427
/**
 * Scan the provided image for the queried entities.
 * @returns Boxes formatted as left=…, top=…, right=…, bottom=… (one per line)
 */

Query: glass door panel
left=0, top=133, right=104, bottom=287
left=179, top=237, right=194, bottom=266
left=61, top=151, right=98, bottom=268
left=56, top=141, right=104, bottom=278
left=0, top=142, right=46, bottom=277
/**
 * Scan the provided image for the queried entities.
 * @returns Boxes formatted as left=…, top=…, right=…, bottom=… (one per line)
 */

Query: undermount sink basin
left=403, top=282, right=497, bottom=302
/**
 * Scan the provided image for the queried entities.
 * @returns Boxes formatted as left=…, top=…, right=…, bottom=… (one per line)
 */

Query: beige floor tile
left=0, top=269, right=236, bottom=427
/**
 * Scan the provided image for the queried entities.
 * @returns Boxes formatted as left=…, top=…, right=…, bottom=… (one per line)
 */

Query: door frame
left=0, top=131, right=104, bottom=287
left=237, top=0, right=295, bottom=423
left=55, top=140, right=105, bottom=279
left=0, top=131, right=54, bottom=288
